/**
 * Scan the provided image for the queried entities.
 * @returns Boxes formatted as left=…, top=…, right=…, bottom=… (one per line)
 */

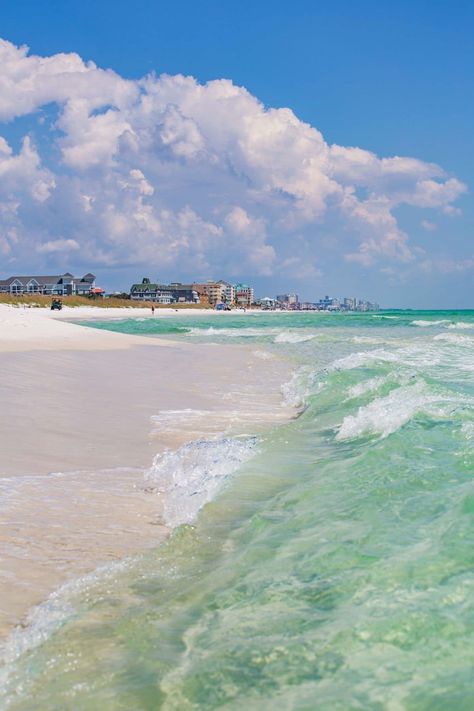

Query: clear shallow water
left=2, top=311, right=474, bottom=709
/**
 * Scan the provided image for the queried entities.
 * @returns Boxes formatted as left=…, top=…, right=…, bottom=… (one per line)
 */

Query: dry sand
left=0, top=305, right=295, bottom=637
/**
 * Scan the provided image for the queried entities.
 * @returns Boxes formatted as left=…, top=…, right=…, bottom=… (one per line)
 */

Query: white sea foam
left=351, top=336, right=388, bottom=345
left=253, top=349, right=275, bottom=360
left=411, top=319, right=451, bottom=327
left=332, top=349, right=400, bottom=371
left=461, top=422, right=474, bottom=440
left=337, top=383, right=433, bottom=440
left=151, top=409, right=212, bottom=431
left=187, top=326, right=268, bottom=338
left=433, top=333, right=474, bottom=345
left=273, top=331, right=316, bottom=344
left=336, top=382, right=470, bottom=441
left=0, top=437, right=258, bottom=690
left=447, top=321, right=474, bottom=330
left=280, top=368, right=320, bottom=409
left=346, top=375, right=390, bottom=399
left=145, top=437, right=257, bottom=527
left=0, top=557, right=132, bottom=698
left=412, top=319, right=474, bottom=330
left=332, top=342, right=462, bottom=373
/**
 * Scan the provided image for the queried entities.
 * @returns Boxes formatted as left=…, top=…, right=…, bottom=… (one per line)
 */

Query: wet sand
left=0, top=306, right=294, bottom=637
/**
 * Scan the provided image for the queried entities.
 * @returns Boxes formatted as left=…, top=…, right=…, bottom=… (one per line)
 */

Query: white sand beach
left=0, top=305, right=294, bottom=637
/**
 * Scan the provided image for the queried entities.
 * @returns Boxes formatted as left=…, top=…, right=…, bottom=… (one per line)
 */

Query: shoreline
left=0, top=304, right=297, bottom=639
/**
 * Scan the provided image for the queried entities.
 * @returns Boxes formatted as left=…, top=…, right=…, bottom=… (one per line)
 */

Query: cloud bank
left=0, top=39, right=467, bottom=277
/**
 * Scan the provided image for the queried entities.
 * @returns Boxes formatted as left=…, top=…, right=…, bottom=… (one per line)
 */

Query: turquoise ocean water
left=2, top=310, right=474, bottom=709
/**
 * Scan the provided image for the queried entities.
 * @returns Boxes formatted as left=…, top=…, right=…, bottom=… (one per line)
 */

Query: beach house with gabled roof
left=130, top=278, right=200, bottom=304
left=0, top=272, right=99, bottom=296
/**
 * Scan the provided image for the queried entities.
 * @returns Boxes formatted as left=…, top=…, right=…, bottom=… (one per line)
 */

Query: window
left=10, top=280, right=23, bottom=294
left=27, top=279, right=40, bottom=293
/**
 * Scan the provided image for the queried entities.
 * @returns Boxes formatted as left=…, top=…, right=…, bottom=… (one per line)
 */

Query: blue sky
left=0, top=0, right=472, bottom=306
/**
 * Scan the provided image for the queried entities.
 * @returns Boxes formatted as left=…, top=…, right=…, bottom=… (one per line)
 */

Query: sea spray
left=337, top=381, right=453, bottom=440
left=145, top=437, right=258, bottom=527
left=280, top=367, right=323, bottom=409
left=273, top=331, right=316, bottom=344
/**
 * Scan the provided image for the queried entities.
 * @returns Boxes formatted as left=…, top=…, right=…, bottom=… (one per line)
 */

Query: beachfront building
left=130, top=278, right=199, bottom=304
left=276, top=293, right=299, bottom=309
left=355, top=299, right=380, bottom=312
left=234, top=283, right=254, bottom=307
left=260, top=297, right=278, bottom=310
left=169, top=283, right=200, bottom=303
left=276, top=293, right=299, bottom=305
left=315, top=295, right=380, bottom=312
left=130, top=279, right=173, bottom=303
left=218, top=280, right=235, bottom=305
left=317, top=295, right=341, bottom=311
left=219, top=279, right=235, bottom=306
left=0, top=272, right=101, bottom=296
left=343, top=297, right=357, bottom=311
left=192, top=281, right=227, bottom=306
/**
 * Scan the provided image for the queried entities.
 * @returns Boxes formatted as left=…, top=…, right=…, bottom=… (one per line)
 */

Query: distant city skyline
left=0, top=1, right=472, bottom=308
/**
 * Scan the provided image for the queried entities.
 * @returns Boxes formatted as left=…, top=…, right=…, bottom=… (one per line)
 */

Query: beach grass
left=0, top=294, right=211, bottom=309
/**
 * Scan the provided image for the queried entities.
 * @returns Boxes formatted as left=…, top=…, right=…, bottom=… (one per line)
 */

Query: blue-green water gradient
left=2, top=311, right=474, bottom=709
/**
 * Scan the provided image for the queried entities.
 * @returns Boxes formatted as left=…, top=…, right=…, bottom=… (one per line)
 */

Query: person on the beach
left=151, top=305, right=155, bottom=315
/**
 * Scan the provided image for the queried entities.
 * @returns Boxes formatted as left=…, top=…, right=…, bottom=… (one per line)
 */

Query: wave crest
left=274, top=331, right=316, bottom=344
left=336, top=382, right=469, bottom=441
left=145, top=438, right=257, bottom=527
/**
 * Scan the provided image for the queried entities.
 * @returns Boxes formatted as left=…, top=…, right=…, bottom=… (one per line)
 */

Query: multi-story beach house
left=192, top=281, right=227, bottom=306
left=129, top=279, right=173, bottom=303
left=234, top=283, right=254, bottom=307
left=0, top=272, right=100, bottom=296
left=130, top=278, right=200, bottom=304
left=217, top=280, right=235, bottom=305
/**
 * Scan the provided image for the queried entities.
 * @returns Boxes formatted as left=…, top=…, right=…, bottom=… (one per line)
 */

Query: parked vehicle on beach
left=50, top=298, right=62, bottom=310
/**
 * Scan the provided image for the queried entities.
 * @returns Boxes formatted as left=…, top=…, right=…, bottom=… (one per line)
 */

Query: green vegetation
left=0, top=294, right=211, bottom=309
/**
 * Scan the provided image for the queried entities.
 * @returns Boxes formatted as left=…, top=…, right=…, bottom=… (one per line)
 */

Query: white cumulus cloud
left=36, top=238, right=80, bottom=253
left=0, top=38, right=467, bottom=276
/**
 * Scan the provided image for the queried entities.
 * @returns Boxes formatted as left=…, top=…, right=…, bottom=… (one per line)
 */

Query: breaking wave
left=186, top=326, right=269, bottom=338
left=332, top=349, right=400, bottom=371
left=280, top=367, right=322, bottom=409
left=0, top=557, right=132, bottom=697
left=433, top=332, right=474, bottom=344
left=411, top=319, right=452, bottom=327
left=371, top=314, right=399, bottom=320
left=273, top=331, right=316, bottom=344
left=448, top=321, right=474, bottom=330
left=412, top=319, right=474, bottom=330
left=145, top=437, right=257, bottom=528
left=345, top=375, right=390, bottom=399
left=336, top=381, right=471, bottom=440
